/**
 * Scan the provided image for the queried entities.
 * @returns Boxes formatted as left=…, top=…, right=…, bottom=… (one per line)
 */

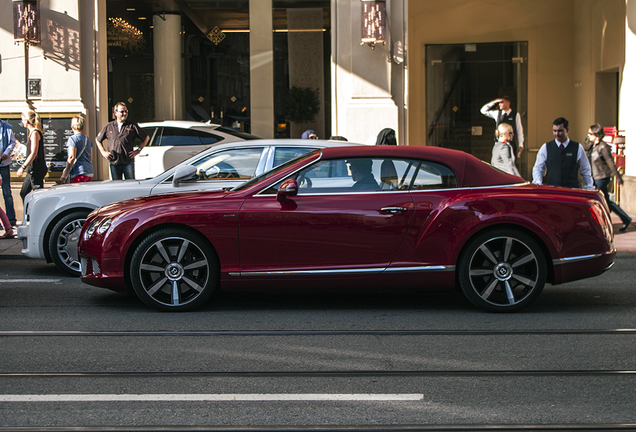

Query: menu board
left=4, top=117, right=73, bottom=172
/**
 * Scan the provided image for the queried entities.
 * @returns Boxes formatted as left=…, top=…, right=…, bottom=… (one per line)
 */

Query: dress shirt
left=480, top=103, right=525, bottom=150
left=532, top=139, right=594, bottom=190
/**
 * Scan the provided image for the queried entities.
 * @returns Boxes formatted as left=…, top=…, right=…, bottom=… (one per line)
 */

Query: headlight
left=84, top=218, right=100, bottom=240
left=96, top=218, right=113, bottom=235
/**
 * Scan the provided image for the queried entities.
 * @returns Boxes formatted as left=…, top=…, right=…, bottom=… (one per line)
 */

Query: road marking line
left=0, top=394, right=424, bottom=402
left=0, top=279, right=61, bottom=283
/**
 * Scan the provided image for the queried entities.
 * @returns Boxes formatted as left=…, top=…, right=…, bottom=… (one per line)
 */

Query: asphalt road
left=1, top=245, right=636, bottom=431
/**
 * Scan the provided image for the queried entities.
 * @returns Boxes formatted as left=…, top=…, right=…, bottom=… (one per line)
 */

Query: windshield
left=231, top=150, right=319, bottom=192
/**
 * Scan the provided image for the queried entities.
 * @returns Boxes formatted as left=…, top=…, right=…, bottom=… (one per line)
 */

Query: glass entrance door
left=426, top=42, right=528, bottom=178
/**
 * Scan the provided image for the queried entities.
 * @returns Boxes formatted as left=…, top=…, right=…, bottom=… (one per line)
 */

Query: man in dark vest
left=480, top=96, right=525, bottom=157
left=532, top=117, right=594, bottom=189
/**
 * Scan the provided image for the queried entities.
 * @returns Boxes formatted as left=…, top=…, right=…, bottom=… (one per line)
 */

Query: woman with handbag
left=588, top=123, right=632, bottom=232
left=60, top=115, right=93, bottom=183
left=17, top=110, right=48, bottom=202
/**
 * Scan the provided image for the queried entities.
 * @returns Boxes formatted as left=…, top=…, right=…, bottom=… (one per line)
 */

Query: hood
left=96, top=189, right=232, bottom=216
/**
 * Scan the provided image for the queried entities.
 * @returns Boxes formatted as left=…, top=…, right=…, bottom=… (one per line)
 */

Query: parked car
left=136, top=121, right=260, bottom=179
left=78, top=146, right=616, bottom=313
left=17, top=139, right=361, bottom=276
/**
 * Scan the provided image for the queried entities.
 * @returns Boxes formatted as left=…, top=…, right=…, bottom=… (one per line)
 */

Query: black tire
left=458, top=229, right=547, bottom=312
left=48, top=210, right=90, bottom=277
left=130, top=228, right=219, bottom=311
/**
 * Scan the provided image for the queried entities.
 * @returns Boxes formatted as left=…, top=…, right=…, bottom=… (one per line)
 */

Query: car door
left=136, top=127, right=224, bottom=178
left=135, top=126, right=159, bottom=179
left=149, top=146, right=268, bottom=195
left=237, top=157, right=418, bottom=276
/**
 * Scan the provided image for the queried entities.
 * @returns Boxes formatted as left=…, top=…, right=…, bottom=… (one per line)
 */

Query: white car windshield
left=231, top=151, right=318, bottom=192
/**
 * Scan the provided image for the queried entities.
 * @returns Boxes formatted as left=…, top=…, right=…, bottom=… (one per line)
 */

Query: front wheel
left=48, top=210, right=90, bottom=277
left=458, top=229, right=547, bottom=312
left=130, top=228, right=219, bottom=311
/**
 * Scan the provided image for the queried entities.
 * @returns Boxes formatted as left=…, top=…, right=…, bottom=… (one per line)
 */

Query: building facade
left=1, top=0, right=635, bottom=212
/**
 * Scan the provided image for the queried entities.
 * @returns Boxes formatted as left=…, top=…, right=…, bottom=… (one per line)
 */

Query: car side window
left=266, top=158, right=419, bottom=194
left=197, top=131, right=223, bottom=145
left=186, top=147, right=265, bottom=182
left=156, top=128, right=203, bottom=147
left=273, top=147, right=316, bottom=168
left=141, top=127, right=159, bottom=146
left=410, top=161, right=457, bottom=190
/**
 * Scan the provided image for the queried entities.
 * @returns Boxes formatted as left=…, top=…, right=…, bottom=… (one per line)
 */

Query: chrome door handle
left=381, top=206, right=408, bottom=214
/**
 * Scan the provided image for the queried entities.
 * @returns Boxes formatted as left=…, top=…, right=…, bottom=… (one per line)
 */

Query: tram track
left=1, top=329, right=635, bottom=337
left=0, top=423, right=636, bottom=431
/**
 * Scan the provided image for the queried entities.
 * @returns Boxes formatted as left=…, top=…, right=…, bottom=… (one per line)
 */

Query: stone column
left=287, top=8, right=325, bottom=139
left=249, top=0, right=274, bottom=138
left=153, top=13, right=184, bottom=120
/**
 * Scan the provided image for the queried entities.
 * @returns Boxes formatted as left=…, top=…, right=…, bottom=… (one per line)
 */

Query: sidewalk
left=0, top=180, right=56, bottom=256
left=2, top=181, right=636, bottom=256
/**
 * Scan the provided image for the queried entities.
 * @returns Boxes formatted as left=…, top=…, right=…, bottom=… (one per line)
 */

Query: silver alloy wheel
left=136, top=236, right=211, bottom=308
left=55, top=219, right=84, bottom=273
left=49, top=210, right=90, bottom=276
left=460, top=232, right=546, bottom=312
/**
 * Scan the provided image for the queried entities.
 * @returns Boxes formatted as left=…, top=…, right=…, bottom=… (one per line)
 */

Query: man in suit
left=481, top=96, right=525, bottom=158
left=532, top=117, right=594, bottom=189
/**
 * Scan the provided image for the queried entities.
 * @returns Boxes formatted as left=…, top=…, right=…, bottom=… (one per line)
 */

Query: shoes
left=0, top=230, right=15, bottom=239
left=619, top=219, right=632, bottom=232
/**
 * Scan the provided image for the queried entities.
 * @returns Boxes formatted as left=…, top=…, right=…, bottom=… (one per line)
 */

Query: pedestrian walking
left=16, top=110, right=48, bottom=202
left=60, top=115, right=94, bottom=183
left=0, top=118, right=17, bottom=226
left=587, top=123, right=631, bottom=231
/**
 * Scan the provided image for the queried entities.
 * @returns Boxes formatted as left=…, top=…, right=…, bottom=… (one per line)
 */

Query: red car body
left=79, top=146, right=615, bottom=312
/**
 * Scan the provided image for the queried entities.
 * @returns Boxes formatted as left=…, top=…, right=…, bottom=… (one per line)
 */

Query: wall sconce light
left=361, top=0, right=387, bottom=49
left=13, top=0, right=40, bottom=44
left=13, top=0, right=40, bottom=106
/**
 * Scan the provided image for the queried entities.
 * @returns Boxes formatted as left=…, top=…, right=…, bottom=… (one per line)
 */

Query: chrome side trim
left=229, top=265, right=455, bottom=277
left=552, top=254, right=601, bottom=265
left=383, top=265, right=456, bottom=273
left=230, top=268, right=384, bottom=277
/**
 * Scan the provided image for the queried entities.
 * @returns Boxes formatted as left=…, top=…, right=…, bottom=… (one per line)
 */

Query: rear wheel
left=130, top=228, right=218, bottom=311
left=458, top=229, right=547, bottom=312
left=48, top=210, right=90, bottom=277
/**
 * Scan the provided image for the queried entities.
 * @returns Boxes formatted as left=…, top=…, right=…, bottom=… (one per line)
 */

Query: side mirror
left=172, top=165, right=197, bottom=187
left=277, top=178, right=298, bottom=202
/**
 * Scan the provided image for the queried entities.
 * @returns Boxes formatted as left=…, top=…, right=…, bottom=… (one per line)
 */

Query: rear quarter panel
left=393, top=185, right=613, bottom=272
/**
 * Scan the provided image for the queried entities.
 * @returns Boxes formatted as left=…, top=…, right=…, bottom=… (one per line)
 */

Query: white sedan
left=135, top=121, right=260, bottom=179
left=17, top=139, right=361, bottom=276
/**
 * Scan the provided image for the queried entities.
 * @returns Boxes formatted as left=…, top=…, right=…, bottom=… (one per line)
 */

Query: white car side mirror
left=172, top=165, right=197, bottom=187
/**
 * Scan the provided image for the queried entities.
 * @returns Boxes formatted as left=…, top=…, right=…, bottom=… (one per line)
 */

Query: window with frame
left=263, top=157, right=457, bottom=194
left=154, top=127, right=223, bottom=147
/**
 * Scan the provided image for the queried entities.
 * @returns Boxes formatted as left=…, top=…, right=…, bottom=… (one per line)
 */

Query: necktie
left=559, top=143, right=565, bottom=151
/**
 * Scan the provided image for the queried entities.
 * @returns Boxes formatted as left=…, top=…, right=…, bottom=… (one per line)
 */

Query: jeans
left=0, top=165, right=16, bottom=225
left=595, top=177, right=631, bottom=224
left=110, top=162, right=135, bottom=180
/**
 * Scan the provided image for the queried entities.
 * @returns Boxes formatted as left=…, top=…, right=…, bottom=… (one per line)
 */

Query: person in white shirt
left=480, top=96, right=524, bottom=158
left=532, top=117, right=594, bottom=190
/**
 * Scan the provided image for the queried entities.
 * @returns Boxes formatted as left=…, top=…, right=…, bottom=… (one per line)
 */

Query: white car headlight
left=96, top=218, right=113, bottom=235
left=84, top=218, right=100, bottom=240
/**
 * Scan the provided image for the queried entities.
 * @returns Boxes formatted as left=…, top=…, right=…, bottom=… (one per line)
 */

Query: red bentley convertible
left=79, top=146, right=615, bottom=312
